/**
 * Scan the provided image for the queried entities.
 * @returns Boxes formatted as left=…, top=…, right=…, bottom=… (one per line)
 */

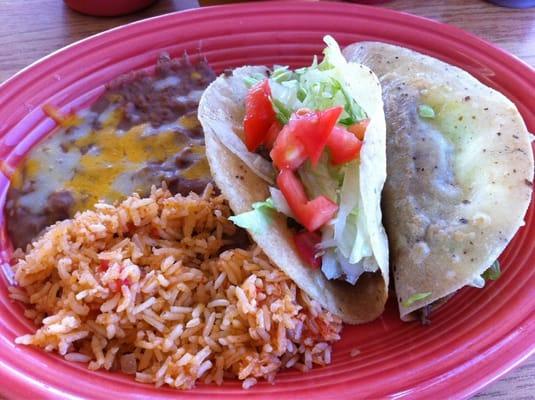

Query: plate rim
left=0, top=2, right=533, bottom=399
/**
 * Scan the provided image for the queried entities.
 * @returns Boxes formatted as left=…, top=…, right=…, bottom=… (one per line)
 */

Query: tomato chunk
left=277, top=169, right=338, bottom=231
left=270, top=125, right=307, bottom=170
left=264, top=120, right=282, bottom=150
left=292, top=106, right=343, bottom=166
left=243, top=79, right=276, bottom=152
left=348, top=118, right=369, bottom=141
left=326, top=125, right=363, bottom=165
left=294, top=231, right=322, bottom=269
left=302, top=196, right=340, bottom=231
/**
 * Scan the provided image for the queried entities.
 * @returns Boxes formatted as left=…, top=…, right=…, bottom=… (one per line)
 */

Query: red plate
left=0, top=2, right=533, bottom=399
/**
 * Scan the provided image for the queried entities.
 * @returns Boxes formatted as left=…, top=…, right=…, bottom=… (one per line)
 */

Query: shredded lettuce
left=298, top=154, right=341, bottom=202
left=318, top=157, right=372, bottom=271
left=241, top=36, right=378, bottom=285
left=228, top=198, right=276, bottom=234
left=418, top=104, right=436, bottom=119
left=278, top=36, right=375, bottom=283
left=482, top=260, right=501, bottom=281
left=349, top=208, right=373, bottom=264
left=320, top=248, right=365, bottom=285
left=269, top=187, right=295, bottom=219
left=338, top=253, right=365, bottom=284
left=332, top=161, right=358, bottom=256
left=321, top=249, right=343, bottom=280
left=272, top=98, right=292, bottom=125
left=470, top=260, right=500, bottom=288
left=268, top=36, right=367, bottom=127
left=402, top=292, right=432, bottom=307
left=333, top=79, right=367, bottom=125
left=243, top=72, right=267, bottom=88
left=271, top=65, right=294, bottom=83
left=243, top=76, right=259, bottom=88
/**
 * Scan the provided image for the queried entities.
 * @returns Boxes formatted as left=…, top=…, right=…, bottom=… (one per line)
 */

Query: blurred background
left=1, top=0, right=534, bottom=83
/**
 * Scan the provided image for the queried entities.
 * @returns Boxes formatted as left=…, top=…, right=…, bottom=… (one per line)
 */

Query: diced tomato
left=302, top=196, right=340, bottom=231
left=326, top=126, right=363, bottom=165
left=264, top=120, right=282, bottom=150
left=277, top=169, right=338, bottom=232
left=348, top=119, right=369, bottom=141
left=276, top=168, right=308, bottom=205
left=270, top=125, right=308, bottom=170
left=294, top=231, right=322, bottom=269
left=97, top=260, right=110, bottom=272
left=243, top=79, right=277, bottom=152
left=270, top=107, right=343, bottom=170
left=292, top=106, right=343, bottom=166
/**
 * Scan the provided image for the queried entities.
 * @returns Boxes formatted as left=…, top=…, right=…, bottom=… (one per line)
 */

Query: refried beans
left=6, top=53, right=217, bottom=249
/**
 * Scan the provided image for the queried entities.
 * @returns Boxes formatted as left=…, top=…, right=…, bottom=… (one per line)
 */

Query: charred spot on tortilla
left=6, top=53, right=216, bottom=250
left=344, top=42, right=533, bottom=322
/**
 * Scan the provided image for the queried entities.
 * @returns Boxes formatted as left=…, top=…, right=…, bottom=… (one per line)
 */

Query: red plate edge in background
left=0, top=2, right=533, bottom=399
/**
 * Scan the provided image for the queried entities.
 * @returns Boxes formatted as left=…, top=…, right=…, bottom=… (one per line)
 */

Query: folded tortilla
left=198, top=58, right=389, bottom=324
left=344, top=42, right=534, bottom=320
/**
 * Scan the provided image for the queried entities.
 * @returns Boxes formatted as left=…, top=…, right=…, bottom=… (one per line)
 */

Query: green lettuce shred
left=228, top=198, right=276, bottom=234
left=402, top=292, right=432, bottom=307
left=418, top=104, right=436, bottom=119
left=482, top=260, right=501, bottom=281
left=267, top=37, right=368, bottom=127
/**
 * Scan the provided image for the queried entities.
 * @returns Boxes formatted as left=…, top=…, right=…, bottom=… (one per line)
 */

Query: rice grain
left=11, top=187, right=342, bottom=390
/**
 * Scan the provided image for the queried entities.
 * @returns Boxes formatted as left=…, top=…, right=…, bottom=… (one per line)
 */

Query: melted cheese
left=66, top=123, right=185, bottom=211
left=12, top=101, right=209, bottom=215
left=178, top=114, right=201, bottom=130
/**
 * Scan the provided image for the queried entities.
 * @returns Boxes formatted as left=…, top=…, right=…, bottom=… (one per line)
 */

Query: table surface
left=0, top=0, right=533, bottom=398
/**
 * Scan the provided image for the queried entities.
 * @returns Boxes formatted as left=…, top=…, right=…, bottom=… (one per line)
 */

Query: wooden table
left=0, top=0, right=533, bottom=398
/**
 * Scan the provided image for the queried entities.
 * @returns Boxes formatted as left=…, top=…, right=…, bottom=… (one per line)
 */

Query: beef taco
left=344, top=42, right=534, bottom=321
left=198, top=36, right=389, bottom=324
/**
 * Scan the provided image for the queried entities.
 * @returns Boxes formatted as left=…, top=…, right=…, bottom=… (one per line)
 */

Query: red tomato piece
left=348, top=118, right=369, bottom=141
left=264, top=120, right=282, bottom=150
left=301, top=196, right=340, bottom=231
left=326, top=125, right=363, bottom=165
left=277, top=169, right=338, bottom=232
left=294, top=231, right=322, bottom=269
left=292, top=106, right=343, bottom=166
left=243, top=79, right=277, bottom=152
left=270, top=125, right=308, bottom=170
left=276, top=168, right=308, bottom=205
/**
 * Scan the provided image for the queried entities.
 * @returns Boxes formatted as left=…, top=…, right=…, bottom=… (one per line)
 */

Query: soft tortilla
left=199, top=66, right=389, bottom=324
left=344, top=42, right=534, bottom=320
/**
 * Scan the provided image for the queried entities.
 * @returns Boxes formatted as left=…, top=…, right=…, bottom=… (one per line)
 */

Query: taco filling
left=219, top=36, right=387, bottom=287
